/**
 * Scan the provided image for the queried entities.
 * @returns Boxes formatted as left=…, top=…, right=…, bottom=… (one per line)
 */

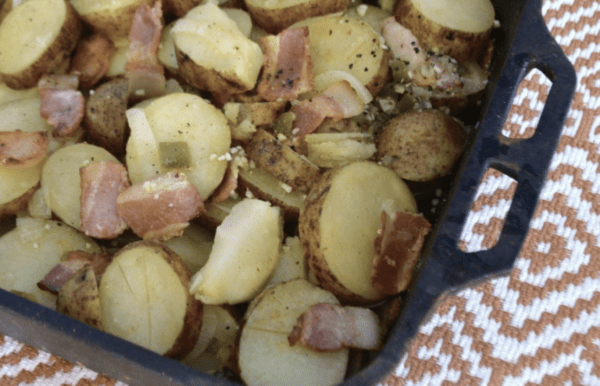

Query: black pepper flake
left=349, top=63, right=354, bottom=69
left=446, top=32, right=455, bottom=41
left=404, top=60, right=410, bottom=65
left=414, top=47, right=420, bottom=54
left=411, top=41, right=416, bottom=46
left=364, top=67, right=368, bottom=72
left=356, top=53, right=362, bottom=58
left=329, top=30, right=332, bottom=35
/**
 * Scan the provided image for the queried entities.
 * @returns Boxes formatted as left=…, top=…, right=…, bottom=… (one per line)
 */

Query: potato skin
left=245, top=0, right=353, bottom=34
left=0, top=183, right=38, bottom=220
left=376, top=110, right=466, bottom=181
left=1, top=1, right=82, bottom=89
left=394, top=0, right=491, bottom=63
left=175, top=45, right=248, bottom=104
left=76, top=0, right=154, bottom=42
left=84, top=78, right=129, bottom=157
left=299, top=168, right=374, bottom=305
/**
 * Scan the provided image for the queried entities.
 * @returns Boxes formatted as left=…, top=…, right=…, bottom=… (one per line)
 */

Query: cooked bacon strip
left=258, top=26, right=314, bottom=101
left=37, top=259, right=88, bottom=295
left=370, top=210, right=431, bottom=295
left=80, top=161, right=130, bottom=239
left=125, top=1, right=166, bottom=100
left=290, top=93, right=345, bottom=137
left=70, top=34, right=116, bottom=89
left=382, top=17, right=427, bottom=67
left=0, top=130, right=48, bottom=168
left=38, top=74, right=85, bottom=137
left=116, top=171, right=205, bottom=241
left=288, top=303, right=382, bottom=352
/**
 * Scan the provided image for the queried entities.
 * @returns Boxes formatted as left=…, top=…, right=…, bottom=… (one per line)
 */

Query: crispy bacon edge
left=370, top=210, right=431, bottom=295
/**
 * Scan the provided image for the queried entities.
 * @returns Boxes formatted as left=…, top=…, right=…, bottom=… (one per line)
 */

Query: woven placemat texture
left=1, top=0, right=598, bottom=385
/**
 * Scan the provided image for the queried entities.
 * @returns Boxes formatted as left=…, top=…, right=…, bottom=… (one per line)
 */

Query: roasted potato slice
left=41, top=143, right=120, bottom=230
left=0, top=0, right=82, bottom=89
left=299, top=161, right=418, bottom=304
left=172, top=3, right=263, bottom=98
left=163, top=224, right=214, bottom=275
left=84, top=78, right=129, bottom=157
left=0, top=217, right=101, bottom=309
left=246, top=129, right=321, bottom=194
left=70, top=0, right=153, bottom=42
left=376, top=110, right=467, bottom=181
left=57, top=264, right=102, bottom=329
left=244, top=0, right=352, bottom=33
left=394, top=0, right=495, bottom=63
left=293, top=14, right=390, bottom=97
left=239, top=279, right=349, bottom=386
left=126, top=93, right=231, bottom=201
left=99, top=241, right=203, bottom=358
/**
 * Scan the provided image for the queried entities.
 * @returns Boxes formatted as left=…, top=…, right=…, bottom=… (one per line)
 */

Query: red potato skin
left=70, top=34, right=116, bottom=89
left=80, top=161, right=130, bottom=239
left=116, top=171, right=205, bottom=241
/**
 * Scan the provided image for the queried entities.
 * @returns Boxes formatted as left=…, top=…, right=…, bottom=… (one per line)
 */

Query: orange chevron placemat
left=1, top=0, right=598, bottom=385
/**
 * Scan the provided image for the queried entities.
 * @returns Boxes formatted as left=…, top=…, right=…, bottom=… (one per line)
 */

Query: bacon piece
left=70, top=34, right=116, bottom=89
left=37, top=259, right=88, bottom=295
left=288, top=303, right=382, bottom=352
left=258, top=26, right=314, bottom=102
left=80, top=161, right=130, bottom=239
left=290, top=93, right=345, bottom=137
left=125, top=1, right=166, bottom=100
left=38, top=74, right=85, bottom=137
left=116, top=171, right=205, bottom=241
left=0, top=130, right=48, bottom=168
left=370, top=211, right=431, bottom=295
left=65, top=250, right=114, bottom=280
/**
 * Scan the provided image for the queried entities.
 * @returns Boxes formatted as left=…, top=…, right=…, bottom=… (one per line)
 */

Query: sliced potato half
left=299, top=161, right=418, bottom=304
left=395, top=0, right=494, bottom=63
left=0, top=0, right=82, bottom=89
left=239, top=279, right=348, bottom=386
left=99, top=241, right=203, bottom=358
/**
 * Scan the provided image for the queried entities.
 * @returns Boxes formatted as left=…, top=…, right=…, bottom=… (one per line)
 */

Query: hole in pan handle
left=349, top=0, right=578, bottom=383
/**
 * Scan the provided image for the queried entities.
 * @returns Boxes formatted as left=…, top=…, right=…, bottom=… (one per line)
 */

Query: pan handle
left=358, top=0, right=578, bottom=382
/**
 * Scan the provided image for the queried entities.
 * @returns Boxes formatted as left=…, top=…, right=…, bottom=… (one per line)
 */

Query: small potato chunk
left=116, top=171, right=205, bottom=241
left=57, top=264, right=102, bottom=330
left=84, top=78, right=129, bottom=157
left=244, top=0, right=352, bottom=33
left=299, top=161, right=418, bottom=304
left=246, top=129, right=321, bottom=194
left=172, top=3, right=263, bottom=98
left=99, top=241, right=203, bottom=359
left=394, top=0, right=495, bottom=63
left=376, top=110, right=466, bottom=181
left=239, top=279, right=348, bottom=386
left=0, top=0, right=82, bottom=89
left=190, top=198, right=283, bottom=305
left=0, top=218, right=101, bottom=309
left=163, top=224, right=214, bottom=275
